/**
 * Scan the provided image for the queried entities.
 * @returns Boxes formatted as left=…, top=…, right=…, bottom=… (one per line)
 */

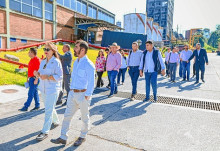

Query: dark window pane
left=77, top=0, right=81, bottom=13
left=0, top=0, right=6, bottom=7
left=71, top=0, right=76, bottom=10
left=10, top=38, right=16, bottom=42
left=33, top=7, right=42, bottom=17
left=64, top=0, right=70, bottom=8
left=33, top=0, right=42, bottom=8
left=45, top=12, right=53, bottom=20
left=57, top=0, right=63, bottom=5
left=21, top=39, right=27, bottom=43
left=22, top=0, right=32, bottom=5
left=82, top=2, right=86, bottom=15
left=10, top=0, right=21, bottom=12
left=45, top=2, right=52, bottom=12
left=22, top=3, right=32, bottom=15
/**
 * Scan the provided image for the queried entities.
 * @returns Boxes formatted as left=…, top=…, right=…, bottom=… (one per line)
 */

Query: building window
left=64, top=0, right=70, bottom=8
left=21, top=39, right=27, bottom=43
left=9, top=0, right=42, bottom=18
left=45, top=1, right=53, bottom=21
left=77, top=0, right=81, bottom=13
left=92, top=7, right=97, bottom=19
left=71, top=0, right=76, bottom=10
left=82, top=2, right=86, bottom=15
left=57, top=0, right=63, bottom=5
left=0, top=0, right=6, bottom=7
left=88, top=5, right=92, bottom=18
left=10, top=38, right=16, bottom=42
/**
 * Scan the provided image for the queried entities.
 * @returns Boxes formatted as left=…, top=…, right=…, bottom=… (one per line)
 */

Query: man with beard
left=51, top=40, right=95, bottom=146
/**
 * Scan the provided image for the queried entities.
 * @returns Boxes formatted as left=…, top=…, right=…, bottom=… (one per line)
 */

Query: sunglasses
left=44, top=48, right=51, bottom=52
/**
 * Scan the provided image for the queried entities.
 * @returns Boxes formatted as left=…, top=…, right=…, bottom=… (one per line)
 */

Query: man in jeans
left=127, top=42, right=143, bottom=101
left=180, top=45, right=193, bottom=81
left=139, top=41, right=165, bottom=102
left=51, top=40, right=95, bottom=146
left=19, top=48, right=41, bottom=111
left=57, top=44, right=73, bottom=106
left=106, top=43, right=122, bottom=98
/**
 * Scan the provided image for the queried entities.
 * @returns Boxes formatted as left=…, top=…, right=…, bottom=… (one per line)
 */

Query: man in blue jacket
left=188, top=43, right=208, bottom=84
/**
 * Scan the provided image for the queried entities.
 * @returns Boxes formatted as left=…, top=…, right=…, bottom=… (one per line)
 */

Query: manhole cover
left=1, top=89, right=18, bottom=94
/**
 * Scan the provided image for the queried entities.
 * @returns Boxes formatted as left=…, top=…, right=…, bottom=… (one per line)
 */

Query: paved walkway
left=0, top=53, right=220, bottom=151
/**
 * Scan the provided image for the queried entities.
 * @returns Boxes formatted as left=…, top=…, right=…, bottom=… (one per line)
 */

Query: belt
left=71, top=89, right=87, bottom=93
left=129, top=66, right=139, bottom=68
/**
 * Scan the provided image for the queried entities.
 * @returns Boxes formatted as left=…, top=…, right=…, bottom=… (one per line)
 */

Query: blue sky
left=90, top=0, right=220, bottom=34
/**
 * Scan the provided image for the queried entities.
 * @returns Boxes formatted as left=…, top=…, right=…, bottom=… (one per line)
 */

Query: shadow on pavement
left=0, top=131, right=40, bottom=151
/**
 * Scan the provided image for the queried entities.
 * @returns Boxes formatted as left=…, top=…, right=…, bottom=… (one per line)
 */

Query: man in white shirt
left=180, top=45, right=193, bottom=81
left=51, top=40, right=95, bottom=146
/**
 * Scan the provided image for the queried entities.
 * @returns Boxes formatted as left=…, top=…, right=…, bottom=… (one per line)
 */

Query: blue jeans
left=169, top=63, right=177, bottom=81
left=128, top=66, right=140, bottom=95
left=182, top=61, right=190, bottom=80
left=117, top=68, right=127, bottom=84
left=24, top=77, right=40, bottom=108
left=145, top=72, right=158, bottom=100
left=41, top=92, right=60, bottom=134
left=108, top=70, right=118, bottom=95
left=179, top=61, right=183, bottom=77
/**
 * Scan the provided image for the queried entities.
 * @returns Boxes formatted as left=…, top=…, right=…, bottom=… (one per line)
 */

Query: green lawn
left=0, top=44, right=107, bottom=86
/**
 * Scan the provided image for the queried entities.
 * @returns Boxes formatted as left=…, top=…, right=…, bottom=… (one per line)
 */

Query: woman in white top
left=117, top=50, right=128, bottom=85
left=34, top=42, right=63, bottom=141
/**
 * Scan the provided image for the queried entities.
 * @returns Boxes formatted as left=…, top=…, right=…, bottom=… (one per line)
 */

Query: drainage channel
left=93, top=89, right=220, bottom=112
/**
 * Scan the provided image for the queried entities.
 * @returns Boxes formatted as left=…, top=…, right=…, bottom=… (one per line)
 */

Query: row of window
left=57, top=0, right=115, bottom=24
left=10, top=38, right=27, bottom=43
left=1, top=0, right=53, bottom=21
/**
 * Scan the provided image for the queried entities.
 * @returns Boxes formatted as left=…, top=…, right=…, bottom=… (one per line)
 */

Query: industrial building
left=0, top=0, right=120, bottom=49
left=146, top=0, right=174, bottom=43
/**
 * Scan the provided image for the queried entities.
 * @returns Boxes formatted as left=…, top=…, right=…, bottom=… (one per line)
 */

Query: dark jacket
left=188, top=49, right=208, bottom=65
left=58, top=51, right=73, bottom=75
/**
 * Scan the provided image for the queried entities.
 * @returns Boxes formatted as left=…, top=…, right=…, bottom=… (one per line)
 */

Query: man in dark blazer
left=188, top=43, right=208, bottom=84
left=57, top=44, right=73, bottom=105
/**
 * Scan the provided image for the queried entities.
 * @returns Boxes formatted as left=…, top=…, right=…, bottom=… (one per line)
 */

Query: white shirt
left=70, top=55, right=95, bottom=96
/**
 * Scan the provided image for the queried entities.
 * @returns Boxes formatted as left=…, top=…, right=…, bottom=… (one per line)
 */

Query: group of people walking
left=18, top=40, right=209, bottom=146
left=164, top=43, right=209, bottom=84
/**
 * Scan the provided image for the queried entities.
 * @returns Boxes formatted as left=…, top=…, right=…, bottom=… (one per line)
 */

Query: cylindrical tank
left=146, top=17, right=153, bottom=40
left=124, top=13, right=146, bottom=34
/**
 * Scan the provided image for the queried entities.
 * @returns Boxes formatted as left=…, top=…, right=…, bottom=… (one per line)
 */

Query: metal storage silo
left=124, top=13, right=146, bottom=34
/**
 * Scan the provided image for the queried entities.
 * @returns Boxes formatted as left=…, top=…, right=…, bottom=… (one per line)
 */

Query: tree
left=208, top=30, right=220, bottom=48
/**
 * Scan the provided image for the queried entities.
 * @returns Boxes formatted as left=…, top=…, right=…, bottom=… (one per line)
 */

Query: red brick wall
left=10, top=13, right=43, bottom=39
left=56, top=5, right=75, bottom=27
left=10, top=39, right=39, bottom=48
left=0, top=10, right=6, bottom=34
left=45, top=22, right=53, bottom=40
left=56, top=26, right=74, bottom=41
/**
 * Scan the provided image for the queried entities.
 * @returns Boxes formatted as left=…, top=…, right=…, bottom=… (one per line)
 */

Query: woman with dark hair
left=117, top=50, right=127, bottom=85
left=34, top=42, right=63, bottom=141
left=95, top=49, right=106, bottom=88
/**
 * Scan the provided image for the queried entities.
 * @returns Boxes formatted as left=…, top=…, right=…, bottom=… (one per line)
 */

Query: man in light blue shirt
left=139, top=41, right=165, bottom=102
left=180, top=45, right=193, bottom=81
left=52, top=40, right=95, bottom=146
left=127, top=42, right=143, bottom=101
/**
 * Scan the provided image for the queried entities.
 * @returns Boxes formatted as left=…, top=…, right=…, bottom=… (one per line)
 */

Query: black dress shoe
left=36, top=133, right=48, bottom=141
left=18, top=106, right=28, bottom=112
left=202, top=79, right=205, bottom=83
left=73, top=137, right=85, bottom=146
left=51, top=137, right=67, bottom=145
left=108, top=94, right=113, bottom=98
left=30, top=107, right=40, bottom=112
left=143, top=98, right=149, bottom=102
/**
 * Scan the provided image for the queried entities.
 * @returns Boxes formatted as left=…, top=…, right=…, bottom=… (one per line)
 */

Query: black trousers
left=193, top=63, right=196, bottom=75
left=96, top=71, right=104, bottom=87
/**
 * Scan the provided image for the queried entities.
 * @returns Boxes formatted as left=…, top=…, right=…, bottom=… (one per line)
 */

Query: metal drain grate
left=93, top=89, right=220, bottom=112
